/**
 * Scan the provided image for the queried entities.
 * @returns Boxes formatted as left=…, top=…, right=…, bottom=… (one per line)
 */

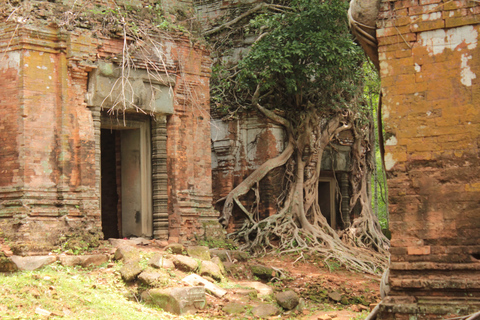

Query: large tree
left=208, top=0, right=388, bottom=273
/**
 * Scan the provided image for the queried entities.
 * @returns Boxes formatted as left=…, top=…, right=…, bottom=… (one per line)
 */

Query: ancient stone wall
left=376, top=0, right=480, bottom=317
left=0, top=0, right=216, bottom=253
left=211, top=111, right=286, bottom=231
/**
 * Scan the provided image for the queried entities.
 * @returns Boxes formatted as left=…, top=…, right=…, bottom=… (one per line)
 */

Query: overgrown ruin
left=0, top=0, right=479, bottom=318
left=0, top=0, right=218, bottom=255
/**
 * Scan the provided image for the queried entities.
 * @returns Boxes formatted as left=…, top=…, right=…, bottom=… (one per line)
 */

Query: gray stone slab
left=10, top=255, right=57, bottom=271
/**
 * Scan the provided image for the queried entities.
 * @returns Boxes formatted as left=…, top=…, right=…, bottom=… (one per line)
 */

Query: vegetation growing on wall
left=0, top=0, right=204, bottom=115
left=207, top=0, right=389, bottom=273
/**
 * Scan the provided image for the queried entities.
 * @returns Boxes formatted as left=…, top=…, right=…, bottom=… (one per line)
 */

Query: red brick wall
left=377, top=0, right=480, bottom=317
left=0, top=49, right=22, bottom=189
left=0, top=2, right=216, bottom=251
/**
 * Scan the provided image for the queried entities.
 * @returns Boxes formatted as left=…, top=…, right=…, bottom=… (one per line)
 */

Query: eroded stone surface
left=119, top=261, right=144, bottom=282
left=275, top=290, right=299, bottom=310
left=187, top=246, right=211, bottom=260
left=199, top=260, right=223, bottom=282
left=252, top=303, right=281, bottom=318
left=148, top=253, right=174, bottom=269
left=172, top=255, right=198, bottom=272
left=236, top=281, right=273, bottom=299
left=59, top=254, right=108, bottom=267
left=142, top=286, right=206, bottom=315
left=10, top=256, right=57, bottom=271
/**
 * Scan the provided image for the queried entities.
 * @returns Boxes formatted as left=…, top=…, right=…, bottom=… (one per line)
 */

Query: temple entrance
left=100, top=114, right=152, bottom=239
left=318, top=177, right=337, bottom=229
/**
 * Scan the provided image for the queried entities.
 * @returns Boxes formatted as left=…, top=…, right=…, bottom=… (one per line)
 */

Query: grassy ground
left=0, top=262, right=204, bottom=320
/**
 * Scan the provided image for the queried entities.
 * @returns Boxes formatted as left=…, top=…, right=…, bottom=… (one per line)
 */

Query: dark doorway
left=318, top=177, right=336, bottom=229
left=101, top=129, right=120, bottom=239
left=100, top=115, right=152, bottom=239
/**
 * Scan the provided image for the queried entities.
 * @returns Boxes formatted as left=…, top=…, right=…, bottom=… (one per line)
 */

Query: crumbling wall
left=376, top=0, right=480, bottom=317
left=211, top=111, right=286, bottom=231
left=0, top=0, right=216, bottom=253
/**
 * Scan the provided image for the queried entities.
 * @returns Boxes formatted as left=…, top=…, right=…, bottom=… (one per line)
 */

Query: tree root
left=220, top=107, right=390, bottom=274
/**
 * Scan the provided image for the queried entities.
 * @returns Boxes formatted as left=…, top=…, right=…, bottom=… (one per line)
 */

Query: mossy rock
left=250, top=264, right=275, bottom=281
left=119, top=261, right=144, bottom=282
left=222, top=302, right=246, bottom=314
left=186, top=246, right=211, bottom=260
left=165, top=243, right=185, bottom=255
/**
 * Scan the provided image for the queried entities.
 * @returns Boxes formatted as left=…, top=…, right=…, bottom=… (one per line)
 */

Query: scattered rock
left=155, top=240, right=169, bottom=247
left=172, top=254, right=198, bottom=272
left=211, top=256, right=226, bottom=275
left=10, top=255, right=56, bottom=271
left=0, top=256, right=18, bottom=272
left=59, top=254, right=108, bottom=267
left=296, top=298, right=306, bottom=311
left=351, top=305, right=361, bottom=312
left=231, top=287, right=257, bottom=298
left=250, top=264, right=275, bottom=281
left=328, top=291, right=342, bottom=302
left=222, top=302, right=246, bottom=314
left=275, top=290, right=299, bottom=310
left=138, top=270, right=170, bottom=287
left=142, top=286, right=205, bottom=315
left=119, top=261, right=144, bottom=282
left=230, top=250, right=249, bottom=261
left=199, top=260, right=223, bottom=282
left=210, top=249, right=249, bottom=262
left=210, top=249, right=229, bottom=261
left=113, top=246, right=140, bottom=262
left=128, top=237, right=151, bottom=246
left=148, top=253, right=174, bottom=269
left=236, top=281, right=273, bottom=299
left=182, top=273, right=227, bottom=298
left=186, top=246, right=211, bottom=260
left=165, top=243, right=185, bottom=255
left=318, top=315, right=332, bottom=320
left=251, top=303, right=281, bottom=318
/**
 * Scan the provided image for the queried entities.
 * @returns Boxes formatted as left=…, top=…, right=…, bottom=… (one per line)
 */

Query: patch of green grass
left=0, top=263, right=208, bottom=319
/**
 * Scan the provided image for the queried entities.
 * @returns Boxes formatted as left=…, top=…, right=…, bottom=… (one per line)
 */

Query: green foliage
left=236, top=0, right=365, bottom=114
left=198, top=238, right=237, bottom=250
left=0, top=263, right=207, bottom=319
left=363, top=63, right=389, bottom=230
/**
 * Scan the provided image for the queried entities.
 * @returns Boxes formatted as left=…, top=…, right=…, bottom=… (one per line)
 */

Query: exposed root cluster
left=220, top=104, right=389, bottom=274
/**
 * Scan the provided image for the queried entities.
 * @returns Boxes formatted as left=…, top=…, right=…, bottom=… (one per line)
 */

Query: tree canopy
left=237, top=0, right=364, bottom=113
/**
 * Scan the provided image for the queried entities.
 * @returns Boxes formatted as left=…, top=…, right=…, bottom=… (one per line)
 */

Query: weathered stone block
left=10, top=255, right=57, bottom=271
left=142, top=286, right=206, bottom=315
left=275, top=290, right=300, bottom=310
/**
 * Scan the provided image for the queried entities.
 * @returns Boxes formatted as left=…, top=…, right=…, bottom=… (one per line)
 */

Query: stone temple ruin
left=0, top=0, right=480, bottom=318
left=350, top=0, right=480, bottom=317
left=0, top=0, right=218, bottom=254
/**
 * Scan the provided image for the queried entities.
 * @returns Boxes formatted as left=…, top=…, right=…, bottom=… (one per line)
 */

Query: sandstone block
left=199, top=260, right=223, bottom=282
left=142, top=286, right=205, bottom=315
left=119, top=261, right=144, bottom=282
left=250, top=264, right=275, bottom=281
left=10, top=255, right=56, bottom=271
left=186, top=246, right=211, bottom=260
left=172, top=254, right=198, bottom=272
left=275, top=290, right=299, bottom=310
left=222, top=302, right=246, bottom=314
left=251, top=303, right=281, bottom=318
left=236, top=281, right=274, bottom=299
left=148, top=253, right=174, bottom=269
left=165, top=243, right=185, bottom=255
